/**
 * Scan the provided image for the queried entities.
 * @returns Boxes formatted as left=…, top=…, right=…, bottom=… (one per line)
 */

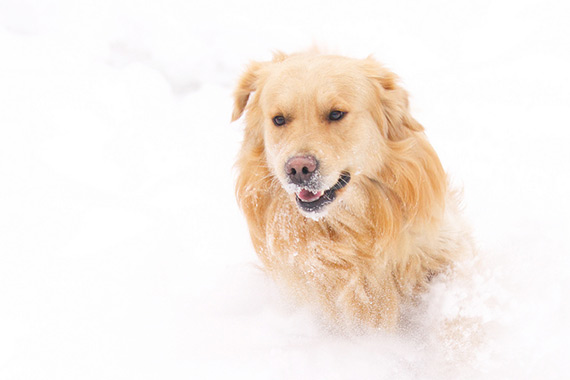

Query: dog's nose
left=285, top=155, right=318, bottom=185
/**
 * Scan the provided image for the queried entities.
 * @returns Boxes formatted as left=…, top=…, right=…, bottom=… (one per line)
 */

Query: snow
left=1, top=0, right=569, bottom=378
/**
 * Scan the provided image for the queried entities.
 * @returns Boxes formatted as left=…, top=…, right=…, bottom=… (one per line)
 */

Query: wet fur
left=232, top=52, right=472, bottom=330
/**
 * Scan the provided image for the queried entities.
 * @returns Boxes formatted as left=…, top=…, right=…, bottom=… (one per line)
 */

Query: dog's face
left=233, top=53, right=419, bottom=219
left=260, top=55, right=387, bottom=217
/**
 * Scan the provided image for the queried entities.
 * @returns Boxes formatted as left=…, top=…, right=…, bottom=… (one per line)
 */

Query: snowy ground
left=1, top=0, right=569, bottom=379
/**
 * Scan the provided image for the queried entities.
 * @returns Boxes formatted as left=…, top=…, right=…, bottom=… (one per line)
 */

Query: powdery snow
left=1, top=0, right=569, bottom=379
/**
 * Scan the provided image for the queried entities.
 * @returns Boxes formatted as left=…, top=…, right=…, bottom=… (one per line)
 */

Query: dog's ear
left=361, top=57, right=424, bottom=140
left=231, top=61, right=265, bottom=122
left=362, top=58, right=446, bottom=225
left=232, top=53, right=290, bottom=121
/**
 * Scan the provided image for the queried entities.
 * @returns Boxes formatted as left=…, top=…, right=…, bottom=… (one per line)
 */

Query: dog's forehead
left=261, top=56, right=369, bottom=108
left=268, top=57, right=363, bottom=86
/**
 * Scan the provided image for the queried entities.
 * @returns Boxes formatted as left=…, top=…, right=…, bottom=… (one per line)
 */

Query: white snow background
left=1, top=0, right=569, bottom=379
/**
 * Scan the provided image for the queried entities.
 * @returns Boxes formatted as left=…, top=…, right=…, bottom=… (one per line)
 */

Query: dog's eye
left=272, top=115, right=286, bottom=126
left=328, top=110, right=345, bottom=121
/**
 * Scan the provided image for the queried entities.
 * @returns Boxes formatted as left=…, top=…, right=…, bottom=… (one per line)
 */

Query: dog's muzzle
left=295, top=172, right=351, bottom=213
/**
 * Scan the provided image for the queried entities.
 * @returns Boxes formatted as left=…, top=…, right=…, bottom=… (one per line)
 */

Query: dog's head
left=233, top=52, right=441, bottom=221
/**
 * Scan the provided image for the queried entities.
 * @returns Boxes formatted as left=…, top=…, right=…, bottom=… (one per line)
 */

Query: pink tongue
left=298, top=189, right=323, bottom=202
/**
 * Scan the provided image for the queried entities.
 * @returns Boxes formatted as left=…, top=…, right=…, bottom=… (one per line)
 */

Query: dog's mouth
left=295, top=172, right=351, bottom=213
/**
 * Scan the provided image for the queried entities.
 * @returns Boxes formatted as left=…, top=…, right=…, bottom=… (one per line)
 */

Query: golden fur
left=232, top=51, right=472, bottom=330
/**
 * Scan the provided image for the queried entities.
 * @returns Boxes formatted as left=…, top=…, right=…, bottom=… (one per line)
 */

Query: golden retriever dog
left=232, top=51, right=472, bottom=330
